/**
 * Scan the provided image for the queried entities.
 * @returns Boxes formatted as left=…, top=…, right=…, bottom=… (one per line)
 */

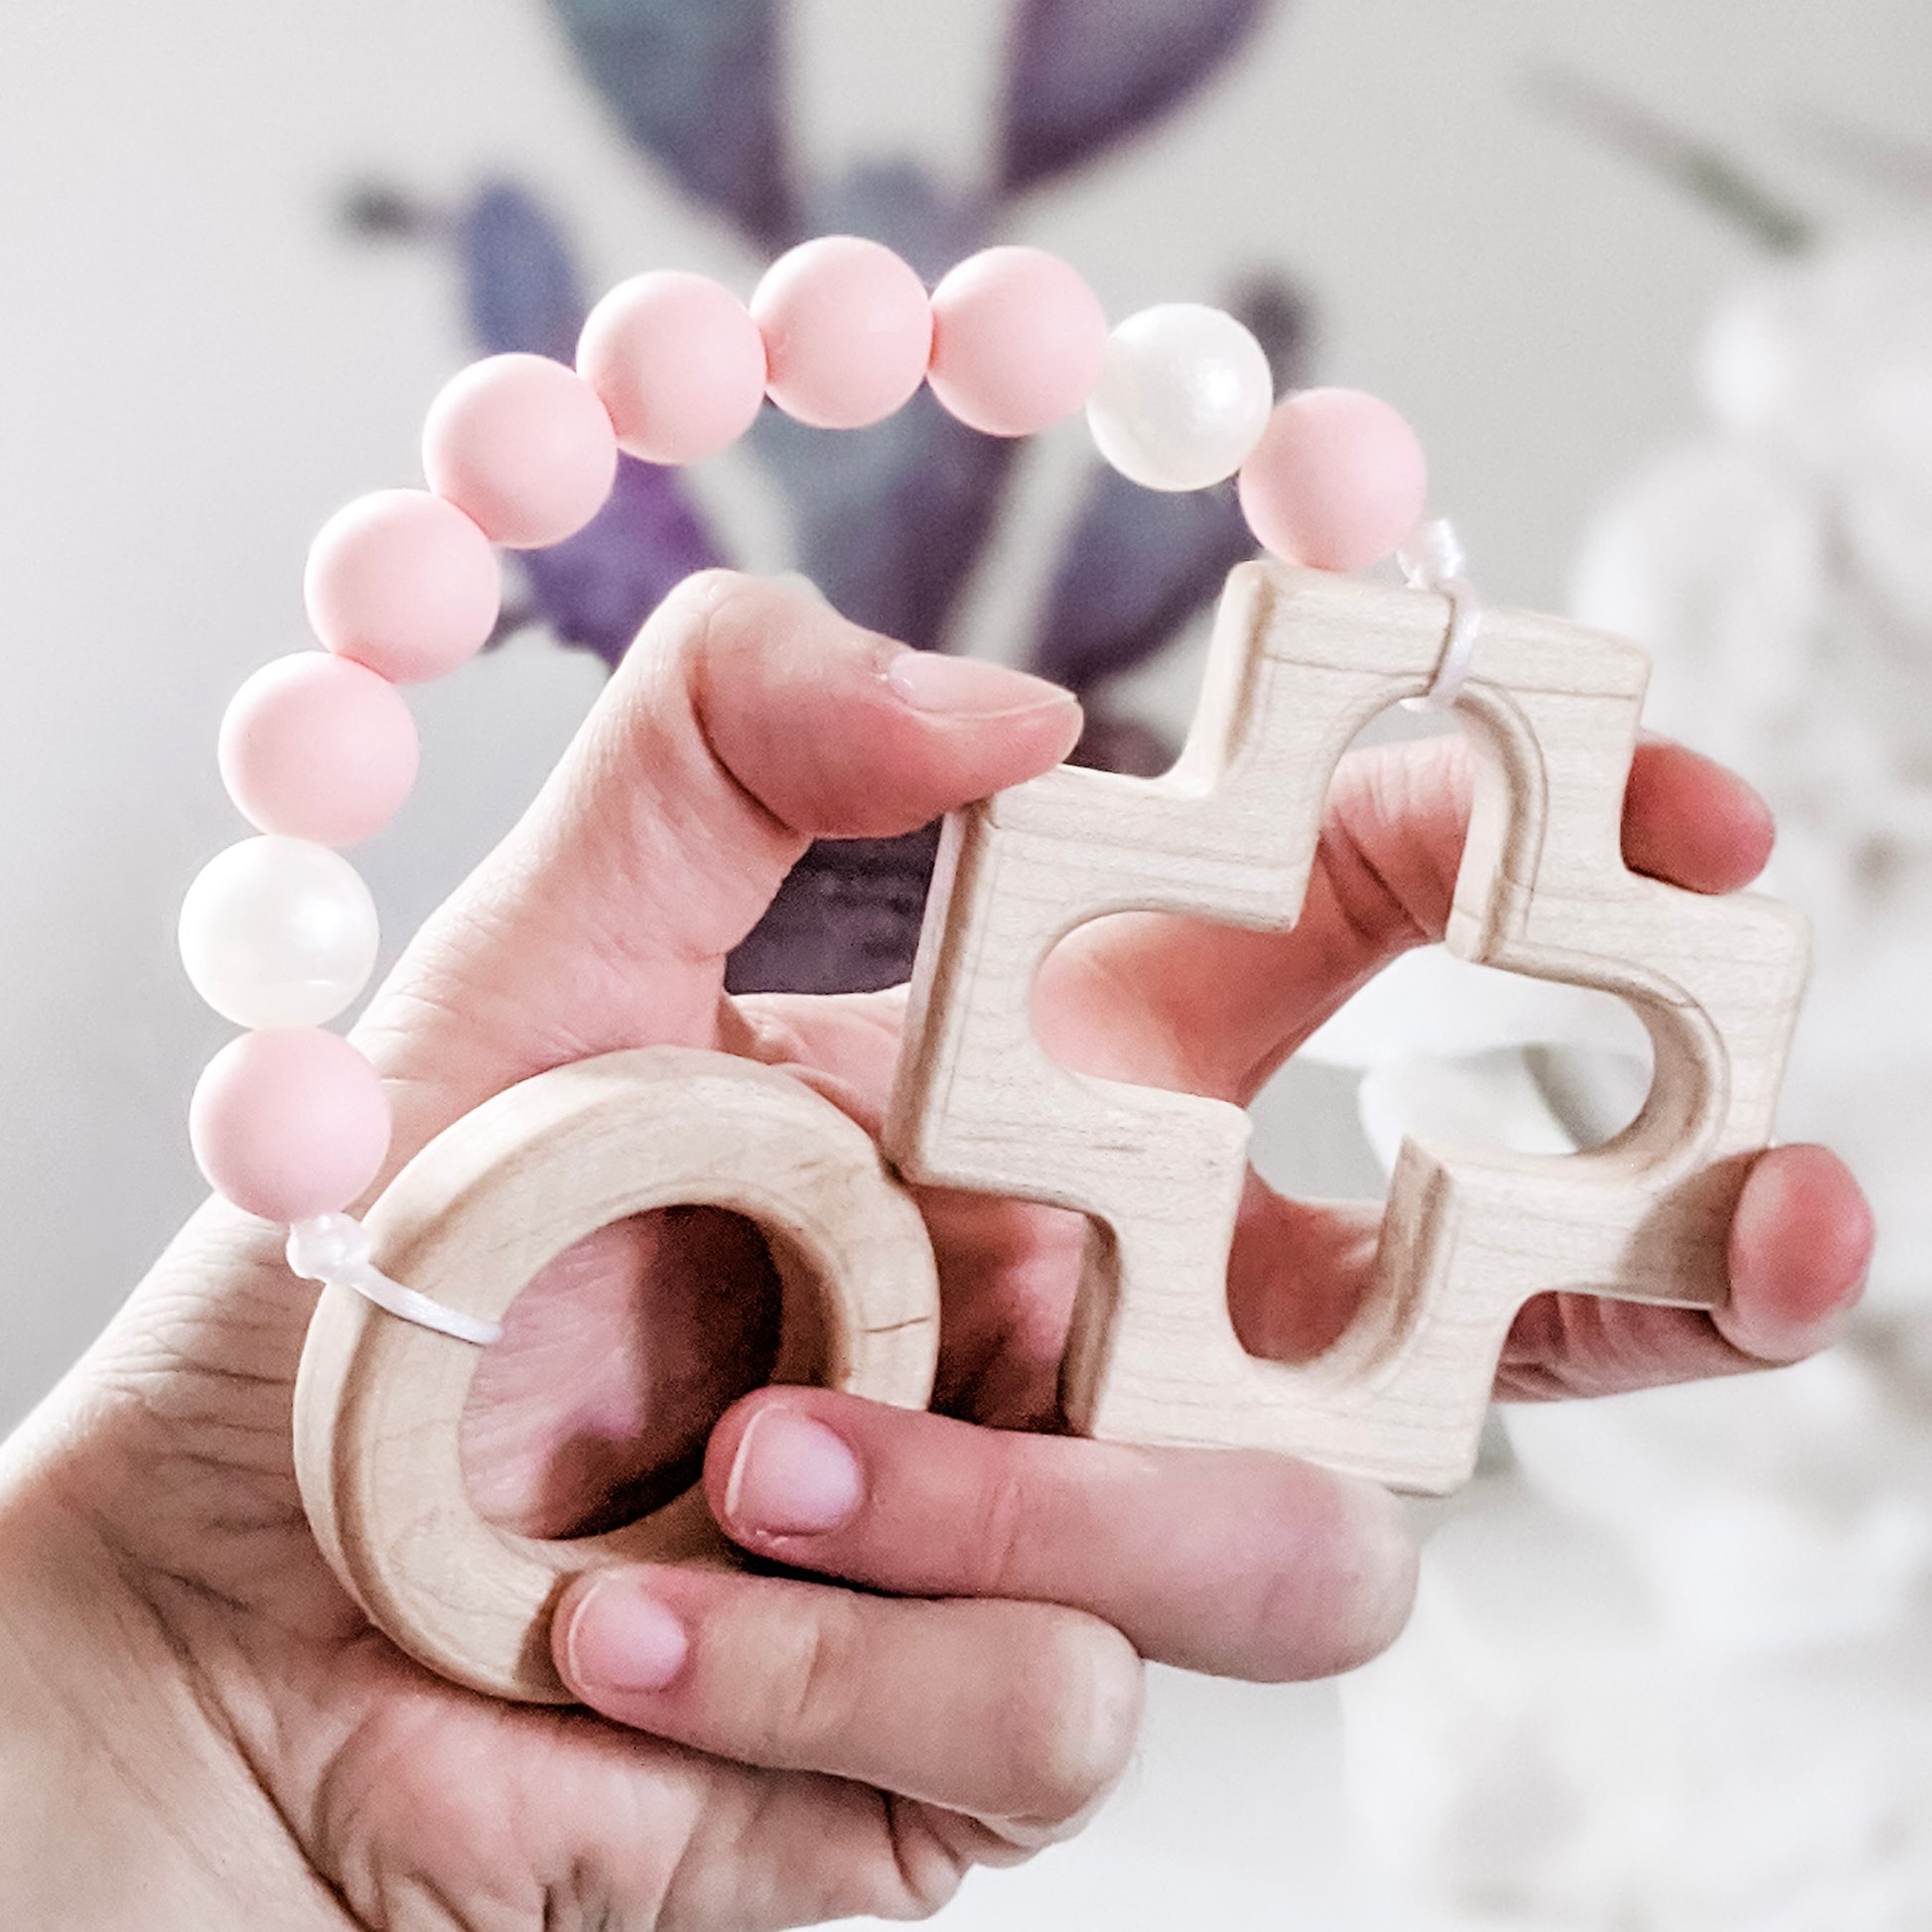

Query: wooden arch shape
left=884, top=563, right=1806, bottom=1494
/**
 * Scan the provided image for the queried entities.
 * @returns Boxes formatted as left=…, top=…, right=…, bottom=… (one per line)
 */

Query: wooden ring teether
left=293, top=1045, right=940, bottom=1702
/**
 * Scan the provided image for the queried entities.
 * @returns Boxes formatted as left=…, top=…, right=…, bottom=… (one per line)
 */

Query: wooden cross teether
left=884, top=561, right=1807, bottom=1494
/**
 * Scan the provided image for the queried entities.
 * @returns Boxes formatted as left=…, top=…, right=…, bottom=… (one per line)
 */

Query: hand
left=0, top=573, right=1868, bottom=1930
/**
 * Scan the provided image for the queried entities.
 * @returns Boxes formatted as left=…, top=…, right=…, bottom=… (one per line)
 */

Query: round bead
left=179, top=836, right=380, bottom=1030
left=1086, top=304, right=1275, bottom=491
left=422, top=353, right=620, bottom=549
left=577, top=271, right=767, bottom=465
left=1237, top=388, right=1429, bottom=573
left=927, top=246, right=1108, bottom=438
left=219, top=653, right=419, bottom=847
left=752, top=235, right=933, bottom=430
left=190, top=1029, right=391, bottom=1222
left=305, top=489, right=501, bottom=684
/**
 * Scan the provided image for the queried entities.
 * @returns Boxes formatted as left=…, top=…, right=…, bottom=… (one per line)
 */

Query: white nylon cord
left=1398, top=517, right=1483, bottom=710
left=287, top=1213, right=504, bottom=1347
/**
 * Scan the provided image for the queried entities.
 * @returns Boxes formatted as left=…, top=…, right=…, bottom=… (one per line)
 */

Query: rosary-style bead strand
left=182, top=235, right=1431, bottom=1227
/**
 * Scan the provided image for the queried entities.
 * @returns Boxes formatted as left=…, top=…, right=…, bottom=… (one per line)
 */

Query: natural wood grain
left=884, top=562, right=1807, bottom=1494
left=294, top=1046, right=941, bottom=1702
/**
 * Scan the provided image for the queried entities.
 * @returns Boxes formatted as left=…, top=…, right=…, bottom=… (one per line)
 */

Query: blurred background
left=3, top=1, right=1930, bottom=1924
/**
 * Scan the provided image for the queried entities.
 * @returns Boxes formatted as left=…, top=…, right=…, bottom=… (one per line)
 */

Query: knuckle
left=1252, top=1471, right=1420, bottom=1678
left=1003, top=1612, right=1143, bottom=1827
left=766, top=1591, right=867, bottom=1762
left=962, top=1456, right=1033, bottom=1596
left=641, top=568, right=766, bottom=685
left=656, top=566, right=752, bottom=632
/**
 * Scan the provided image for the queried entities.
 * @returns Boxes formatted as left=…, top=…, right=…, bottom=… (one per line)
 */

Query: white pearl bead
left=1086, top=304, right=1275, bottom=492
left=179, top=835, right=379, bottom=1029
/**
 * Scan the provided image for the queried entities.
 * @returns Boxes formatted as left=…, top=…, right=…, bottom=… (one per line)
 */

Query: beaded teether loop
left=181, top=234, right=1439, bottom=1336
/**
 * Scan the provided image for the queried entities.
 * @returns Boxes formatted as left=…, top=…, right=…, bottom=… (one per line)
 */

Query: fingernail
left=564, top=1582, right=689, bottom=1694
left=724, top=1408, right=864, bottom=1536
left=886, top=650, right=1077, bottom=719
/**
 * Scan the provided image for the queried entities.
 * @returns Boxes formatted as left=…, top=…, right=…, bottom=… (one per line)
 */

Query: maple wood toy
left=174, top=239, right=1806, bottom=1698
left=294, top=1048, right=940, bottom=1700
left=884, top=559, right=1807, bottom=1494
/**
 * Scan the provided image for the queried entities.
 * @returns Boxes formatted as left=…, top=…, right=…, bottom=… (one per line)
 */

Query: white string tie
left=287, top=1213, right=503, bottom=1347
left=1398, top=517, right=1483, bottom=711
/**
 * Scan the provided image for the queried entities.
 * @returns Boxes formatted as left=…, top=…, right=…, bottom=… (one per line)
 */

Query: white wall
left=1, top=2, right=1925, bottom=1921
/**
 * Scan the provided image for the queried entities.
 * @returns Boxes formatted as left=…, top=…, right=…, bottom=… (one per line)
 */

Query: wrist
left=0, top=1402, right=339, bottom=1928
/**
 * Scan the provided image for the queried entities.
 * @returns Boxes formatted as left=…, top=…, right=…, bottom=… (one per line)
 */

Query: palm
left=94, top=1194, right=1038, bottom=1930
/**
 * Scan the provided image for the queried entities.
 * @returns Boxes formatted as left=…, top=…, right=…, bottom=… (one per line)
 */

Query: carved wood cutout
left=295, top=1047, right=940, bottom=1701
left=884, top=563, right=1807, bottom=1494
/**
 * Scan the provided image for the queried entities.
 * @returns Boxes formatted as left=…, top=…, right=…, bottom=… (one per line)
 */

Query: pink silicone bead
left=219, top=654, right=419, bottom=847
left=927, top=246, right=1108, bottom=438
left=752, top=235, right=933, bottom=430
left=305, top=489, right=501, bottom=684
left=190, top=1028, right=391, bottom=1222
left=1237, top=388, right=1429, bottom=573
left=577, top=271, right=767, bottom=464
left=422, top=353, right=619, bottom=549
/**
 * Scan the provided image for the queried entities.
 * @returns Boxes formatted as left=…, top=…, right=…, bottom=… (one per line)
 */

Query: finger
left=1035, top=735, right=1778, bottom=1103
left=1495, top=1145, right=1873, bottom=1399
left=1718, top=1145, right=1874, bottom=1360
left=701, top=1390, right=1418, bottom=1682
left=1622, top=734, right=1776, bottom=896
left=551, top=1565, right=1142, bottom=1839
left=356, top=571, right=1080, bottom=1154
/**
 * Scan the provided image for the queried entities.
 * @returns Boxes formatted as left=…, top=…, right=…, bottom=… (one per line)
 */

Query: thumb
left=357, top=570, right=1081, bottom=1161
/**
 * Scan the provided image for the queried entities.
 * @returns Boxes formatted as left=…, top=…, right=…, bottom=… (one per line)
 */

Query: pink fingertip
left=577, top=271, right=767, bottom=465
left=927, top=246, right=1108, bottom=438
left=1237, top=388, right=1429, bottom=573
left=422, top=352, right=619, bottom=549
left=219, top=653, right=419, bottom=847
left=753, top=235, right=932, bottom=430
left=1727, top=1147, right=1876, bottom=1354
left=190, top=1029, right=391, bottom=1223
left=304, top=489, right=501, bottom=684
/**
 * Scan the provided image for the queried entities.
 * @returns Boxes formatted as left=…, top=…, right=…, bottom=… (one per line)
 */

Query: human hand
left=0, top=572, right=1868, bottom=1930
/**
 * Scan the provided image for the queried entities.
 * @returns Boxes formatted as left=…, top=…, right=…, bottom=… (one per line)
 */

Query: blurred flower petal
left=519, top=455, right=725, bottom=672
left=754, top=392, right=1017, bottom=651
left=807, top=158, right=990, bottom=283
left=456, top=182, right=587, bottom=363
left=748, top=165, right=1009, bottom=650
left=1033, top=480, right=1251, bottom=693
left=546, top=0, right=793, bottom=245
left=726, top=825, right=941, bottom=996
left=1001, top=0, right=1274, bottom=194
